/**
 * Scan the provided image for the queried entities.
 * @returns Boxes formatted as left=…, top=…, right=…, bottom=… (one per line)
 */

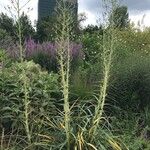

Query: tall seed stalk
left=89, top=0, right=118, bottom=141
left=54, top=0, right=74, bottom=149
left=9, top=0, right=31, bottom=144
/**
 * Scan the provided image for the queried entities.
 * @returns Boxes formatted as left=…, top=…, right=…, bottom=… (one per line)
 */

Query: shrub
left=110, top=53, right=150, bottom=111
left=0, top=29, right=14, bottom=51
left=109, top=29, right=150, bottom=111
left=0, top=49, right=12, bottom=69
left=0, top=61, right=59, bottom=147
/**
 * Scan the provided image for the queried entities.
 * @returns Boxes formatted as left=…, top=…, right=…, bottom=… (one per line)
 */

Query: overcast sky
left=0, top=0, right=150, bottom=28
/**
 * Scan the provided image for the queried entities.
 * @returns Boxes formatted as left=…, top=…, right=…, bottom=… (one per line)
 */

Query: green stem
left=16, top=0, right=31, bottom=144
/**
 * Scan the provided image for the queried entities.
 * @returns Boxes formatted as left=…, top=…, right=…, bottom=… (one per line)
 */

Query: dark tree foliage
left=0, top=13, right=15, bottom=37
left=0, top=13, right=35, bottom=42
left=109, top=5, right=129, bottom=29
left=36, top=16, right=56, bottom=42
left=82, top=25, right=103, bottom=34
left=15, top=13, right=35, bottom=41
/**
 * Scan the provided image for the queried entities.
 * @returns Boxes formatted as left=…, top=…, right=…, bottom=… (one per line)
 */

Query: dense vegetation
left=0, top=0, right=150, bottom=149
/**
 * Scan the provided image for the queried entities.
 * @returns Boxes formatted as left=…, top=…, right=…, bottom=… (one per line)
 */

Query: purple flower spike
left=6, top=38, right=84, bottom=61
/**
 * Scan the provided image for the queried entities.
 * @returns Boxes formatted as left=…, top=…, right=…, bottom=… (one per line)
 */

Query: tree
left=36, top=16, right=56, bottom=42
left=0, top=13, right=15, bottom=37
left=0, top=13, right=35, bottom=42
left=82, top=25, right=103, bottom=34
left=109, top=5, right=129, bottom=29
left=15, top=13, right=35, bottom=41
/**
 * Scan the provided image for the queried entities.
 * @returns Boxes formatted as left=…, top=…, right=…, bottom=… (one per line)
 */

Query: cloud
left=130, top=10, right=150, bottom=28
left=79, top=0, right=100, bottom=13
left=79, top=0, right=150, bottom=27
left=79, top=0, right=150, bottom=13
left=122, top=0, right=150, bottom=11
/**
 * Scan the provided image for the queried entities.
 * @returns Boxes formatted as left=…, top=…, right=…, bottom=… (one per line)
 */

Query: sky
left=0, top=0, right=150, bottom=28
